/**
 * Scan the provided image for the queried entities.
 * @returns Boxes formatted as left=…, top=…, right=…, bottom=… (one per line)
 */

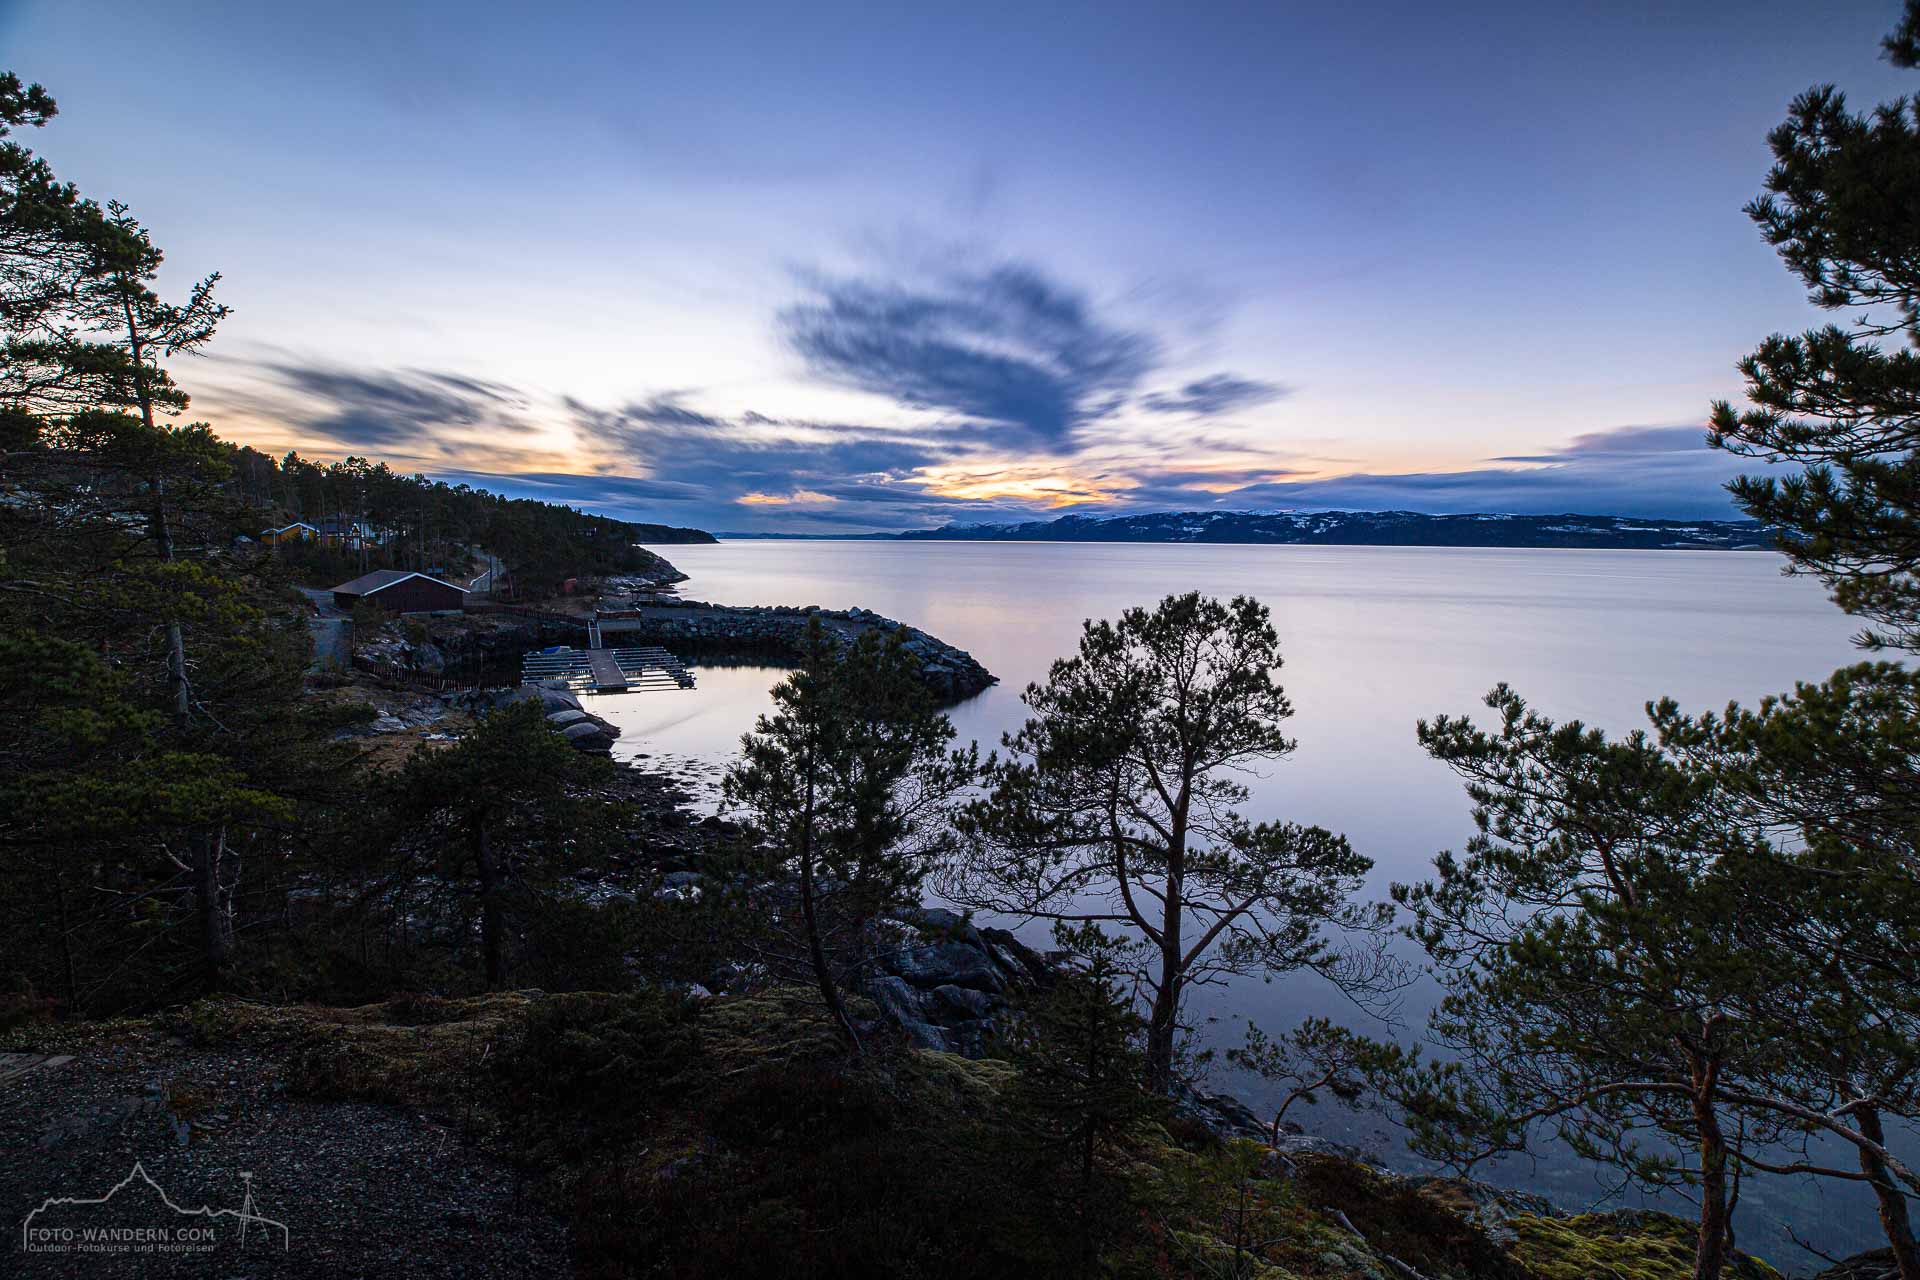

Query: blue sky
left=4, top=0, right=1912, bottom=531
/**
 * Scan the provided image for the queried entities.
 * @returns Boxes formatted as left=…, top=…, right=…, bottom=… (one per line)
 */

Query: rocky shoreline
left=592, top=599, right=998, bottom=702
left=355, top=598, right=996, bottom=704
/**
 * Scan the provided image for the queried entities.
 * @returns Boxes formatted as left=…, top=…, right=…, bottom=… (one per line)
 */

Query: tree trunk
left=51, top=858, right=78, bottom=1013
left=143, top=479, right=193, bottom=728
left=1145, top=968, right=1180, bottom=1095
left=798, top=778, right=862, bottom=1053
left=1079, top=994, right=1101, bottom=1266
left=472, top=820, right=504, bottom=989
left=1692, top=1085, right=1732, bottom=1280
left=1857, top=1106, right=1920, bottom=1280
left=1146, top=836, right=1186, bottom=1095
left=123, top=286, right=193, bottom=733
left=165, top=619, right=189, bottom=723
left=194, top=828, right=232, bottom=984
left=131, top=324, right=206, bottom=971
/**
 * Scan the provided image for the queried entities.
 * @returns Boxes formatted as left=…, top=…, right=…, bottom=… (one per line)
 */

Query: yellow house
left=261, top=522, right=318, bottom=545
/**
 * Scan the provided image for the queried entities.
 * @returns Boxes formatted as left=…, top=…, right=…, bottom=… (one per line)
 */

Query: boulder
left=893, top=905, right=984, bottom=948
left=930, top=984, right=996, bottom=1020
left=865, top=976, right=953, bottom=1052
left=535, top=686, right=583, bottom=713
left=884, top=940, right=1005, bottom=993
left=560, top=721, right=614, bottom=752
left=980, top=927, right=1049, bottom=983
left=545, top=708, right=592, bottom=727
left=1173, top=1084, right=1271, bottom=1142
left=1814, top=1250, right=1904, bottom=1280
left=856, top=909, right=1059, bottom=1056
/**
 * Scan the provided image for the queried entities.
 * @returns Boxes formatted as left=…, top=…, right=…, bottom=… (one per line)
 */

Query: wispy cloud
left=1175, top=424, right=1762, bottom=521
left=203, top=346, right=1771, bottom=531
left=260, top=363, right=536, bottom=451
left=192, top=233, right=1769, bottom=535
left=779, top=263, right=1159, bottom=450
left=1139, top=374, right=1287, bottom=417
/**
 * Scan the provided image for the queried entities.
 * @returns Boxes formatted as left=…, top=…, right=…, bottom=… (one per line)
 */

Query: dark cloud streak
left=1183, top=425, right=1769, bottom=521
left=1139, top=374, right=1287, bottom=416
left=257, top=362, right=535, bottom=451
left=780, top=264, right=1158, bottom=450
left=222, top=352, right=1760, bottom=535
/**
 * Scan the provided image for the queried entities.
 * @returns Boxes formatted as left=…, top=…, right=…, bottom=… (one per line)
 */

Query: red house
left=331, top=570, right=469, bottom=614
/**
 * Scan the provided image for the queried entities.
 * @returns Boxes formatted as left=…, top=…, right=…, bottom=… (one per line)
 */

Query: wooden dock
left=586, top=648, right=629, bottom=692
left=519, top=643, right=695, bottom=694
left=608, top=646, right=695, bottom=690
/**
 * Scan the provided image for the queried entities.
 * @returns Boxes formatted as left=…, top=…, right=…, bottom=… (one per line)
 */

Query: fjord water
left=613, top=539, right=1860, bottom=863
left=605, top=537, right=1860, bottom=1035
left=596, top=539, right=1871, bottom=1248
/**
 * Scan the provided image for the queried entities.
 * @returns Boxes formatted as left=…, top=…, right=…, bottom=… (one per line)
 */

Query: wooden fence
left=350, top=655, right=480, bottom=693
left=461, top=601, right=590, bottom=628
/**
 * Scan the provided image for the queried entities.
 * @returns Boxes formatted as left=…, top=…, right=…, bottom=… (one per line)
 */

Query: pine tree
left=391, top=700, right=613, bottom=989
left=723, top=621, right=978, bottom=1051
left=1401, top=685, right=1920, bottom=1280
left=0, top=629, right=287, bottom=1008
left=1655, top=665, right=1920, bottom=1280
left=1227, top=1017, right=1412, bottom=1147
left=1001, top=922, right=1162, bottom=1268
left=1709, top=0, right=1920, bottom=650
left=947, top=592, right=1396, bottom=1095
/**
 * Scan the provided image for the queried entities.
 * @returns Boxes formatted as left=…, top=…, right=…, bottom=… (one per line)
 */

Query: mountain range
left=724, top=509, right=1774, bottom=551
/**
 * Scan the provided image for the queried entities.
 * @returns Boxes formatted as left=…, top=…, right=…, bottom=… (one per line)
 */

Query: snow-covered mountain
left=879, top=509, right=1771, bottom=550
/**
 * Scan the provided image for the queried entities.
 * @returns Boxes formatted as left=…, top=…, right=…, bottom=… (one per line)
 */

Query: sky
left=3, top=0, right=1914, bottom=532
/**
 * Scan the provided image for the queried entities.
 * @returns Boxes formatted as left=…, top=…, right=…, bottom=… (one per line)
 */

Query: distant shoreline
left=707, top=537, right=1775, bottom=554
left=710, top=510, right=1772, bottom=553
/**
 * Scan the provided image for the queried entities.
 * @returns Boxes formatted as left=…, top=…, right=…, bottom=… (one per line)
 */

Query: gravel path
left=0, top=1031, right=569, bottom=1277
left=297, top=588, right=352, bottom=672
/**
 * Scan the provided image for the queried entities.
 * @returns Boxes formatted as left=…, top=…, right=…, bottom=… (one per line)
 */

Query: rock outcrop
left=1815, top=1251, right=1905, bottom=1280
left=860, top=907, right=1048, bottom=1055
left=595, top=600, right=996, bottom=702
left=458, top=683, right=623, bottom=753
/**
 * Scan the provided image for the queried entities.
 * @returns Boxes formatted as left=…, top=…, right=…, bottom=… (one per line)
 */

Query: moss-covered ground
left=12, top=991, right=1789, bottom=1280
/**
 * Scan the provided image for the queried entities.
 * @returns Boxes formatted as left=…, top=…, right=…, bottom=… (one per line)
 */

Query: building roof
left=331, top=570, right=468, bottom=598
left=263, top=522, right=317, bottom=534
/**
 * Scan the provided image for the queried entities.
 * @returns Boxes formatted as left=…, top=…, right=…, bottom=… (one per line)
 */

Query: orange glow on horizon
left=736, top=489, right=836, bottom=506
left=915, top=464, right=1128, bottom=508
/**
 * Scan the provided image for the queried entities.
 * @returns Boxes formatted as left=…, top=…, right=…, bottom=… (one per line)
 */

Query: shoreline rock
left=456, top=684, right=623, bottom=752
left=592, top=600, right=997, bottom=702
left=859, top=907, right=1050, bottom=1056
left=348, top=595, right=997, bottom=704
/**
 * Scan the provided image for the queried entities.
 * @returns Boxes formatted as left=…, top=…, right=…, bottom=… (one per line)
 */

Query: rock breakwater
left=596, top=600, right=996, bottom=701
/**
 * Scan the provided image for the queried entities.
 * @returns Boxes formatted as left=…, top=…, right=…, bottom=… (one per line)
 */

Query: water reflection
left=591, top=540, right=1872, bottom=1259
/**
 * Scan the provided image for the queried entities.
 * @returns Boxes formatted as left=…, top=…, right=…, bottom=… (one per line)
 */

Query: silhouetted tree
left=1228, top=1017, right=1412, bottom=1148
left=1401, top=685, right=1920, bottom=1280
left=948, top=592, right=1395, bottom=1094
left=723, top=621, right=978, bottom=1051
left=1656, top=664, right=1920, bottom=1280
left=1710, top=0, right=1920, bottom=649
left=393, top=701, right=613, bottom=988
left=1001, top=922, right=1161, bottom=1267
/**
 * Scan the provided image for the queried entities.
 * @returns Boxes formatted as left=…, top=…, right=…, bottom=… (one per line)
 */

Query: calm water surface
left=610, top=540, right=1860, bottom=884
left=593, top=540, right=1874, bottom=1255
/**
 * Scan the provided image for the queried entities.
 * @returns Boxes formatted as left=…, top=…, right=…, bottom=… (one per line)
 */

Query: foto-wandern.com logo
left=20, top=1162, right=289, bottom=1257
